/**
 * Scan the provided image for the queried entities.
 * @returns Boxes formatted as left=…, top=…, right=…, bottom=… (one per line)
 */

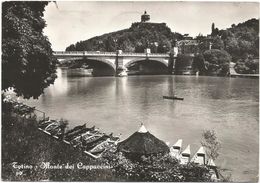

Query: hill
left=214, top=18, right=259, bottom=74
left=65, top=22, right=183, bottom=53
left=213, top=18, right=259, bottom=61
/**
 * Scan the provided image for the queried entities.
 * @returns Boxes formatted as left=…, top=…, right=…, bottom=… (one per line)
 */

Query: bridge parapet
left=54, top=51, right=170, bottom=58
left=54, top=51, right=84, bottom=56
left=54, top=51, right=117, bottom=57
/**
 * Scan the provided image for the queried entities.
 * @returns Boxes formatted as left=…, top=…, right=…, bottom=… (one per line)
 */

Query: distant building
left=141, top=11, right=150, bottom=22
left=177, top=39, right=199, bottom=54
left=176, top=34, right=213, bottom=55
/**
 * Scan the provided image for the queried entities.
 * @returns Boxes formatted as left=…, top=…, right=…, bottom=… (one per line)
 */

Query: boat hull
left=163, top=96, right=184, bottom=100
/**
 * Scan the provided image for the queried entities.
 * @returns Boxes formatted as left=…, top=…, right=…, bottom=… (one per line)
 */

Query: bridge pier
left=115, top=50, right=125, bottom=77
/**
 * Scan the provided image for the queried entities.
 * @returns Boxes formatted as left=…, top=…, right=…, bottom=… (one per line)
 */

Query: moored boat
left=89, top=140, right=110, bottom=154
left=39, top=119, right=58, bottom=129
left=64, top=123, right=87, bottom=136
left=83, top=135, right=109, bottom=150
left=64, top=126, right=96, bottom=141
left=118, top=69, right=128, bottom=77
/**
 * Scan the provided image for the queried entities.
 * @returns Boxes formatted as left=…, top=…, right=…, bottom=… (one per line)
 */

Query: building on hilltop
left=141, top=11, right=150, bottom=22
left=131, top=11, right=167, bottom=32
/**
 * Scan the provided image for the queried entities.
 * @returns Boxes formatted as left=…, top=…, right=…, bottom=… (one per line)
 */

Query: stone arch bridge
left=54, top=51, right=176, bottom=76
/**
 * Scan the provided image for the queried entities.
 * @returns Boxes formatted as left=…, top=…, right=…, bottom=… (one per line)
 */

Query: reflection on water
left=24, top=68, right=259, bottom=182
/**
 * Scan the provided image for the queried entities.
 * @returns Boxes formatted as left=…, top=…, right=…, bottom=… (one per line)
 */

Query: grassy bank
left=1, top=112, right=118, bottom=181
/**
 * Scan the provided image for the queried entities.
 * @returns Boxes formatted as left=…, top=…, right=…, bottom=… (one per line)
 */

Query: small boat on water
left=118, top=69, right=128, bottom=77
left=170, top=139, right=183, bottom=159
left=191, top=146, right=206, bottom=165
left=180, top=145, right=191, bottom=164
left=163, top=96, right=184, bottom=100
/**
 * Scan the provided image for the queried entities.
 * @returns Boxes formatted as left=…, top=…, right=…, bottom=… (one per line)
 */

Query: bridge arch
left=85, top=57, right=116, bottom=71
left=60, top=57, right=116, bottom=71
left=124, top=58, right=168, bottom=68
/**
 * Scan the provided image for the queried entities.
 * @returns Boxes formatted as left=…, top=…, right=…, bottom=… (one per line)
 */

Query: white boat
left=170, top=139, right=182, bottom=159
left=118, top=69, right=128, bottom=77
left=191, top=146, right=206, bottom=165
left=180, top=145, right=191, bottom=164
left=44, top=122, right=59, bottom=131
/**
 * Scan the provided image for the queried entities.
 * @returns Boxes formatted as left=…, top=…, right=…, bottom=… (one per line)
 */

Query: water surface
left=24, top=68, right=259, bottom=181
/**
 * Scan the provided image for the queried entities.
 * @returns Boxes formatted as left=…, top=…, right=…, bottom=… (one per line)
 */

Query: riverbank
left=1, top=111, right=118, bottom=181
left=2, top=96, right=224, bottom=181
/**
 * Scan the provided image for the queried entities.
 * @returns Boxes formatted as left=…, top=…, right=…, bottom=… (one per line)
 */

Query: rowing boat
left=64, top=124, right=87, bottom=136
left=163, top=96, right=184, bottom=100
left=83, top=135, right=108, bottom=150
left=64, top=126, right=96, bottom=141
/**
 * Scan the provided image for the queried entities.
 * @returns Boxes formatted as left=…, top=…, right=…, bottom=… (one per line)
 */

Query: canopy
left=173, top=139, right=183, bottom=149
left=181, top=145, right=191, bottom=156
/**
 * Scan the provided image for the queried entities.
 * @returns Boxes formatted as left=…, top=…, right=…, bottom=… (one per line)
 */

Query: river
left=23, top=68, right=259, bottom=181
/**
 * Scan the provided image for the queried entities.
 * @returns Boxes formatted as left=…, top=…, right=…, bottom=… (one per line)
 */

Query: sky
left=43, top=1, right=260, bottom=51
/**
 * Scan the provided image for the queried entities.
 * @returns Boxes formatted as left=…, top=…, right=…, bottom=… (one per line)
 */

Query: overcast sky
left=43, top=1, right=259, bottom=51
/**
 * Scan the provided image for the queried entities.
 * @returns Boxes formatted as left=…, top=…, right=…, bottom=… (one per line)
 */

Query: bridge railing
left=54, top=51, right=170, bottom=57
left=84, top=51, right=117, bottom=55
left=54, top=51, right=117, bottom=56
left=54, top=51, right=84, bottom=55
left=120, top=52, right=147, bottom=56
left=148, top=53, right=169, bottom=57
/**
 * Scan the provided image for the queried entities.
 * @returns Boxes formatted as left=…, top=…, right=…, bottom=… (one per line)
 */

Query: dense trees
left=201, top=130, right=221, bottom=161
left=66, top=22, right=183, bottom=53
left=66, top=16, right=258, bottom=75
left=179, top=49, right=231, bottom=76
left=192, top=19, right=259, bottom=75
left=203, top=49, right=231, bottom=76
left=103, top=152, right=212, bottom=182
left=211, top=19, right=259, bottom=74
left=175, top=54, right=194, bottom=74
left=2, top=1, right=57, bottom=99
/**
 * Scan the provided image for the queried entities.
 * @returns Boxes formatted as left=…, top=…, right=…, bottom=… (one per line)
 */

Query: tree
left=211, top=23, right=219, bottom=36
left=103, top=152, right=211, bottom=182
left=201, top=130, right=221, bottom=161
left=212, top=36, right=224, bottom=50
left=175, top=54, right=193, bottom=74
left=2, top=2, right=57, bottom=99
left=235, top=58, right=259, bottom=74
left=192, top=54, right=206, bottom=74
left=203, top=49, right=231, bottom=76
